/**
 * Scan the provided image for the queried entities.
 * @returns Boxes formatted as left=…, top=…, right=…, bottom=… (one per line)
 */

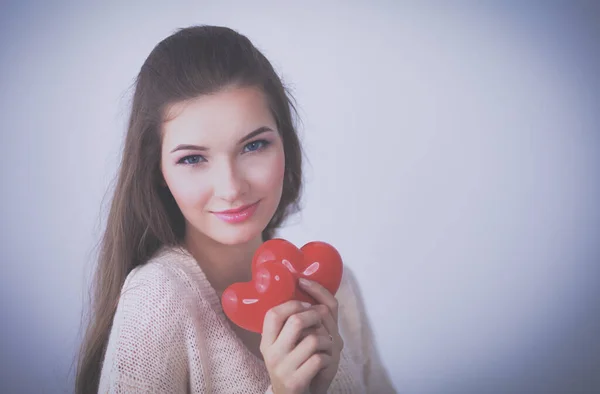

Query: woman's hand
left=298, top=278, right=344, bottom=394
left=260, top=300, right=333, bottom=393
left=260, top=279, right=344, bottom=394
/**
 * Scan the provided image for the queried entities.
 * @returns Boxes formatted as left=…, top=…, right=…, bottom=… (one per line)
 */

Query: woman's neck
left=184, top=228, right=263, bottom=296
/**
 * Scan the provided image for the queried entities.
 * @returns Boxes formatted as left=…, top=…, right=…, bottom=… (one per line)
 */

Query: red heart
left=253, top=239, right=344, bottom=304
left=221, top=261, right=296, bottom=333
left=221, top=239, right=344, bottom=333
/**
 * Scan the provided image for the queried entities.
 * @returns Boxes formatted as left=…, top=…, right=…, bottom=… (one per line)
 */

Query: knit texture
left=98, top=245, right=396, bottom=393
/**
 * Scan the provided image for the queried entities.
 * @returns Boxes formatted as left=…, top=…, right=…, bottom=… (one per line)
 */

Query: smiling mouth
left=212, top=201, right=260, bottom=224
left=213, top=202, right=259, bottom=214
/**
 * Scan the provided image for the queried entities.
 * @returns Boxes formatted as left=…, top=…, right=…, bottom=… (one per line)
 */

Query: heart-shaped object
left=221, top=260, right=296, bottom=333
left=221, top=239, right=344, bottom=333
left=252, top=239, right=344, bottom=304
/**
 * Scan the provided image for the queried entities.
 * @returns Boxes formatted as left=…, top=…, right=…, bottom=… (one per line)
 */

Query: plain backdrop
left=1, top=1, right=599, bottom=393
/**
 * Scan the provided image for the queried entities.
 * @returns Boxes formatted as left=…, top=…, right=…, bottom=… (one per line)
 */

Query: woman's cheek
left=265, top=143, right=285, bottom=180
left=249, top=153, right=285, bottom=189
left=168, top=173, right=211, bottom=210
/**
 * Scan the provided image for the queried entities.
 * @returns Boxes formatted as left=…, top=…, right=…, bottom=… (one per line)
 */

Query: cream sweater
left=98, top=245, right=396, bottom=393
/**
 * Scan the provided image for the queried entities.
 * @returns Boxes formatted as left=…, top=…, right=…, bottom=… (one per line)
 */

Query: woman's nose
left=212, top=160, right=248, bottom=202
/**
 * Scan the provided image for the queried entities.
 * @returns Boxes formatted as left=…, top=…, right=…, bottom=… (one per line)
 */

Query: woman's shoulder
left=120, top=245, right=201, bottom=304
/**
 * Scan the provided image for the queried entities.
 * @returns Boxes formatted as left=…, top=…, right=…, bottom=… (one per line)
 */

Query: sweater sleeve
left=343, top=267, right=397, bottom=394
left=98, top=263, right=194, bottom=393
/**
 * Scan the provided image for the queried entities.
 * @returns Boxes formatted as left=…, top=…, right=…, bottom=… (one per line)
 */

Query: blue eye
left=244, top=139, right=270, bottom=153
left=178, top=155, right=206, bottom=165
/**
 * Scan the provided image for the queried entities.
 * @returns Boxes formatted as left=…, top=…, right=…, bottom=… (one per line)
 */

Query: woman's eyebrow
left=170, top=126, right=274, bottom=153
left=238, top=126, right=274, bottom=144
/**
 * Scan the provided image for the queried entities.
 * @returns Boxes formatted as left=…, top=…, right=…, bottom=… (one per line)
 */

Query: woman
left=76, top=25, right=395, bottom=393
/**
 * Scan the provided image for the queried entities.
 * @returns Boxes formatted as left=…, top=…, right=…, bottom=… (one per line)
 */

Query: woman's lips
left=212, top=201, right=260, bottom=224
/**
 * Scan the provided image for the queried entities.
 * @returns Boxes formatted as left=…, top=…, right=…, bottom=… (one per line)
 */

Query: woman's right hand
left=260, top=300, right=334, bottom=394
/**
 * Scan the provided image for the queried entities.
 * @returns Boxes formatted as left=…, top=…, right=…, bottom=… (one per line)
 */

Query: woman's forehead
left=161, top=86, right=277, bottom=149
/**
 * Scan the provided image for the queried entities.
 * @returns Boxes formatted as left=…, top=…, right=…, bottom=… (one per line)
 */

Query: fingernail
left=299, top=278, right=311, bottom=287
left=301, top=302, right=312, bottom=308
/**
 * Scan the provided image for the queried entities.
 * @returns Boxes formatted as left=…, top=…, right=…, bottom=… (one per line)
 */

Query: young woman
left=76, top=25, right=395, bottom=393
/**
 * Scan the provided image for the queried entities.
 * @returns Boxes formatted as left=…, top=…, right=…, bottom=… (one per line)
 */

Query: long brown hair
left=75, top=25, right=303, bottom=393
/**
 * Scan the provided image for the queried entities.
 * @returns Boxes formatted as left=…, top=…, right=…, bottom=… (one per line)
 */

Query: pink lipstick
left=212, top=201, right=260, bottom=224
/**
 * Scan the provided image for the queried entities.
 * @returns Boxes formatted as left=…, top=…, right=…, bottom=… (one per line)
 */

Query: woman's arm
left=98, top=263, right=192, bottom=393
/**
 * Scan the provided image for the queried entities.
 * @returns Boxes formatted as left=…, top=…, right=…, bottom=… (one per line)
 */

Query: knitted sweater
left=98, top=245, right=396, bottom=393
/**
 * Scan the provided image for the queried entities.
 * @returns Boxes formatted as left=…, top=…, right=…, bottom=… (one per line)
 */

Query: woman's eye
left=178, top=155, right=205, bottom=165
left=244, top=139, right=270, bottom=153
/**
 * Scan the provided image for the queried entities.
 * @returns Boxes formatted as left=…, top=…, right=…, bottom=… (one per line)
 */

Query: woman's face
left=160, top=86, right=286, bottom=246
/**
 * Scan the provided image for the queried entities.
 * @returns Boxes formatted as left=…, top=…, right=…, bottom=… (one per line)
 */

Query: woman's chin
left=208, top=223, right=264, bottom=246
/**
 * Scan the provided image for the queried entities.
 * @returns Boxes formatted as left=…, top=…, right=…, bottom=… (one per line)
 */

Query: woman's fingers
left=296, top=323, right=324, bottom=346
left=312, top=304, right=342, bottom=349
left=286, top=332, right=334, bottom=371
left=299, top=278, right=340, bottom=321
left=274, top=308, right=322, bottom=353
left=261, top=300, right=312, bottom=350
left=295, top=352, right=333, bottom=384
left=260, top=299, right=343, bottom=394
